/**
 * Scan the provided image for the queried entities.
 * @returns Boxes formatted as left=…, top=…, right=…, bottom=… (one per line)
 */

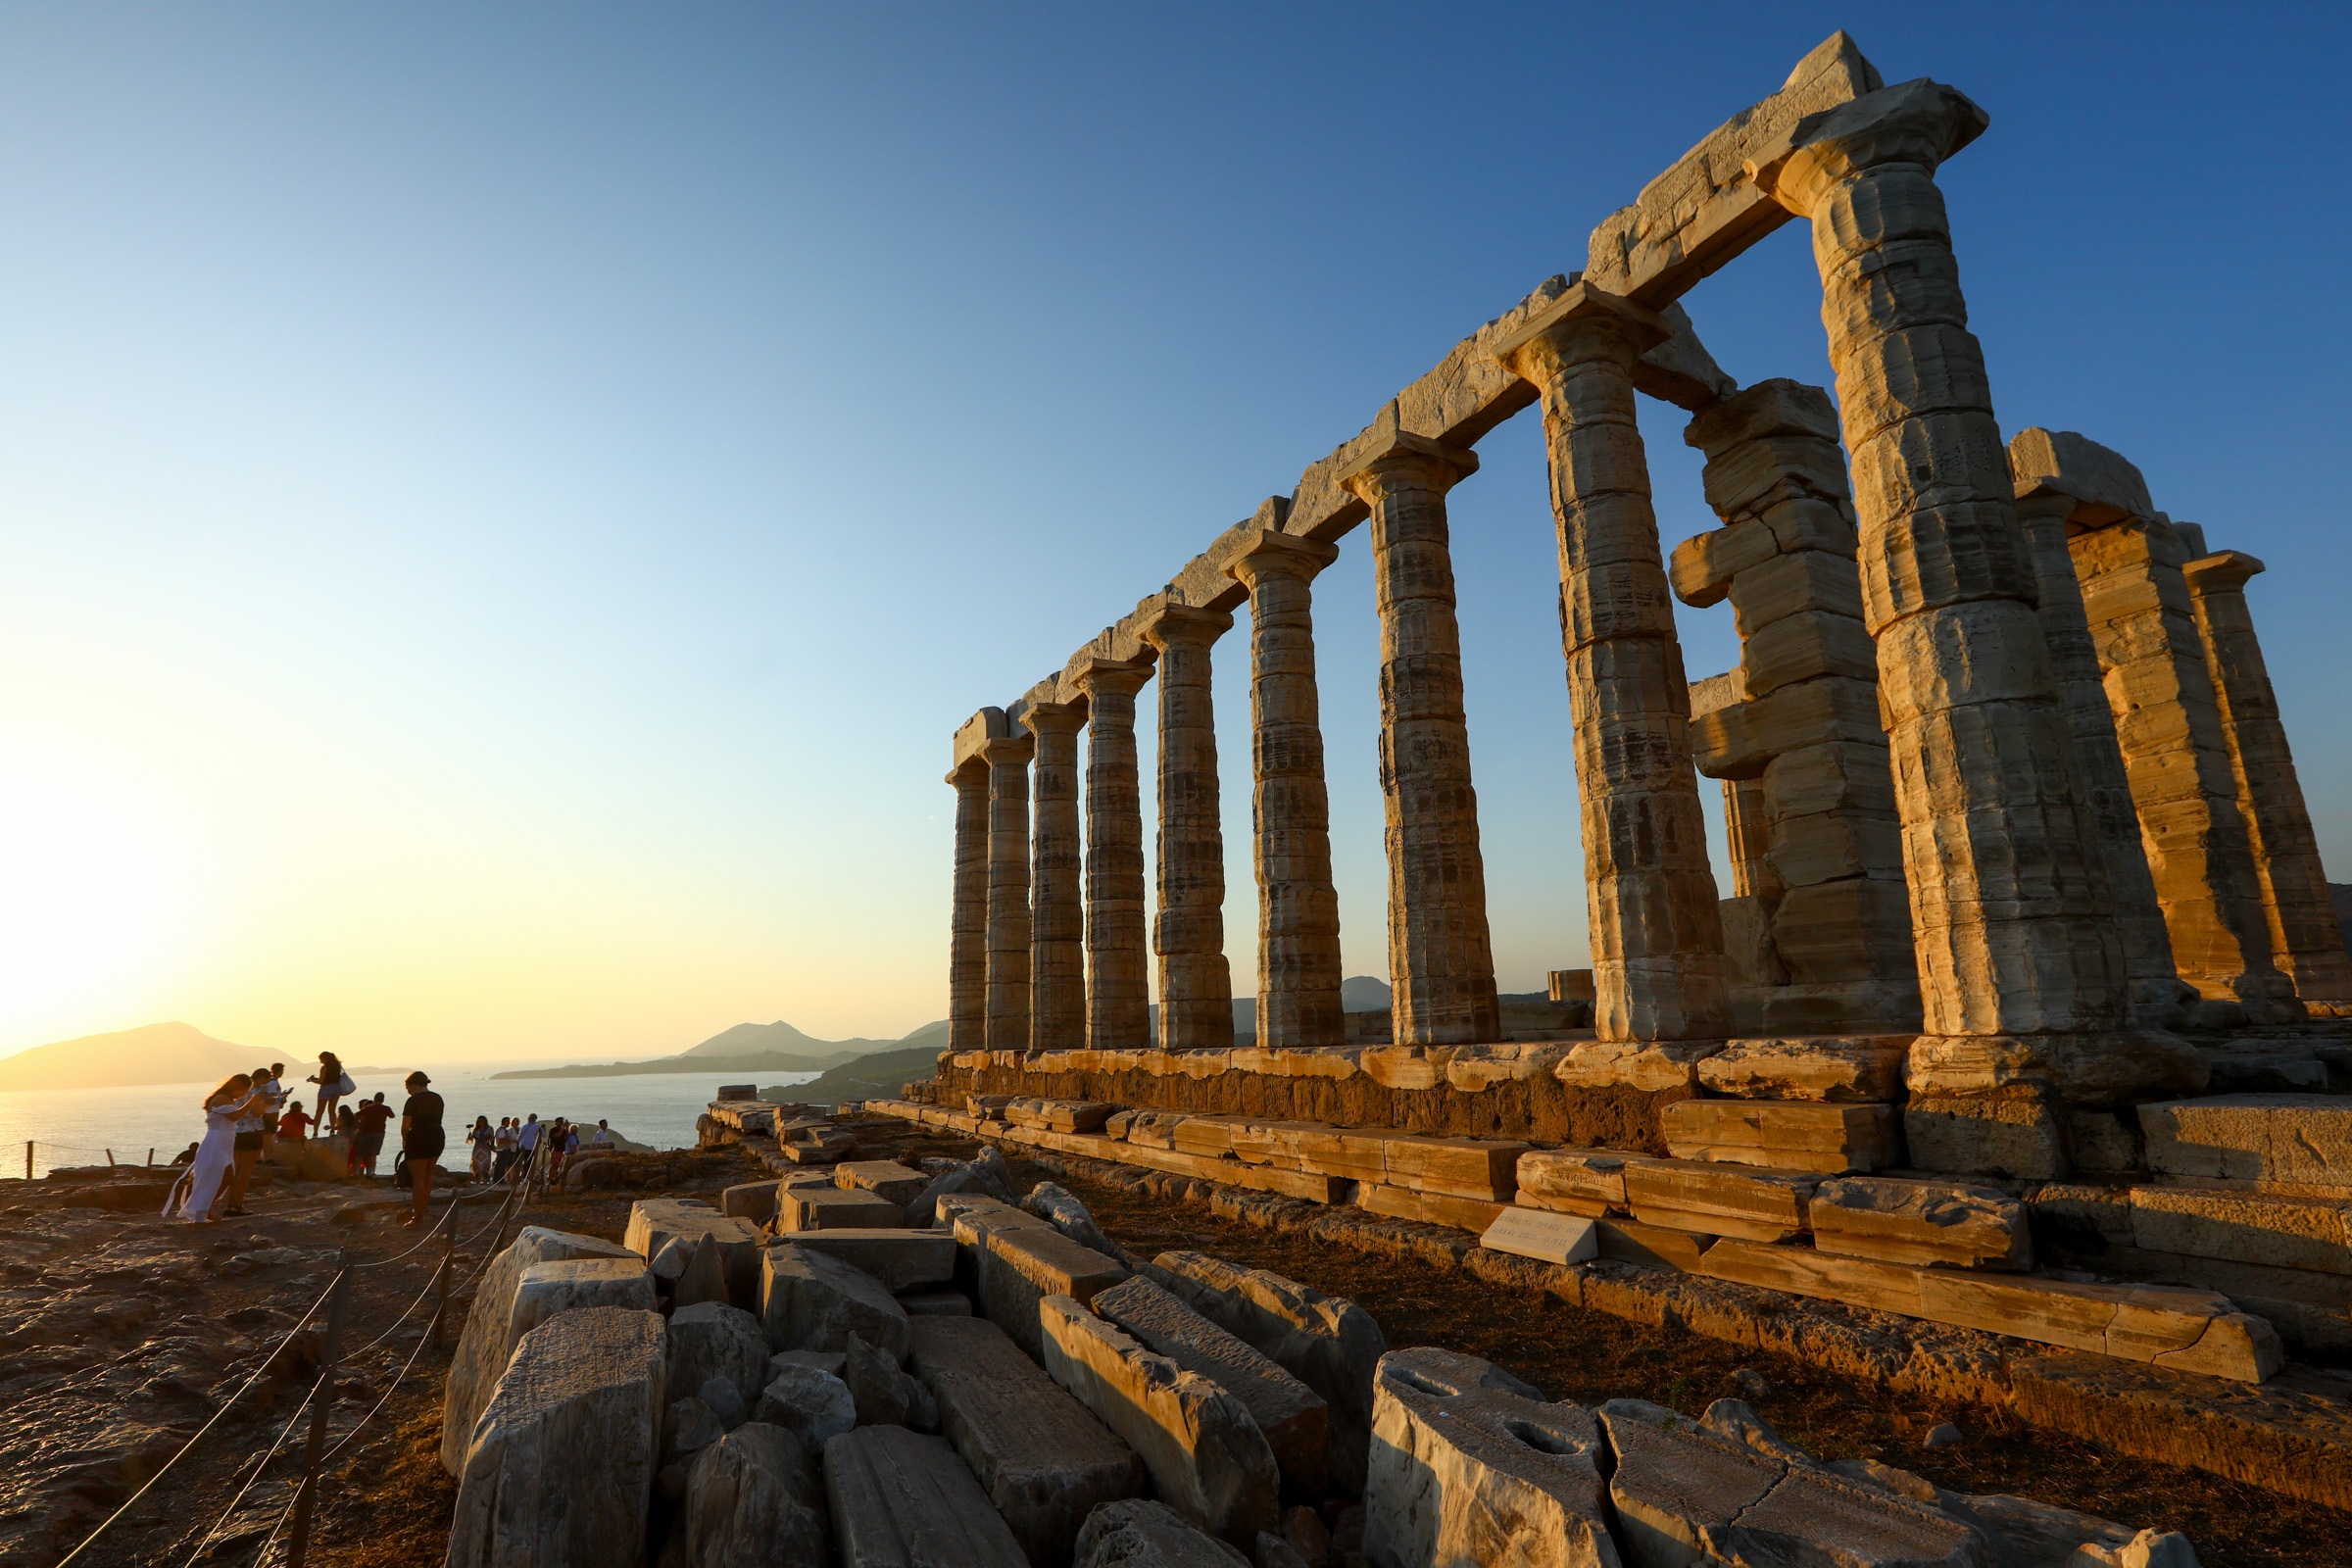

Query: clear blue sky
left=3, top=4, right=2346, bottom=1058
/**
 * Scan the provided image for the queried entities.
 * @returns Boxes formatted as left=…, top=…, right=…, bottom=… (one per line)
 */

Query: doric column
left=1140, top=604, right=1236, bottom=1051
left=982, top=733, right=1035, bottom=1054
left=2069, top=516, right=2296, bottom=1022
left=1073, top=659, right=1154, bottom=1051
left=1494, top=284, right=1727, bottom=1044
left=1722, top=781, right=1778, bottom=902
left=1337, top=429, right=1501, bottom=1046
left=2011, top=487, right=2182, bottom=1023
left=1229, top=530, right=1347, bottom=1051
left=1022, top=700, right=1088, bottom=1054
left=1755, top=82, right=2132, bottom=1041
left=2183, top=549, right=2352, bottom=1003
left=946, top=760, right=991, bottom=1050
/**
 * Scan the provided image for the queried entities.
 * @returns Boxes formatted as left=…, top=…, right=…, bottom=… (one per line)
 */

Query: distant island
left=489, top=1017, right=950, bottom=1080
left=0, top=1021, right=262, bottom=1092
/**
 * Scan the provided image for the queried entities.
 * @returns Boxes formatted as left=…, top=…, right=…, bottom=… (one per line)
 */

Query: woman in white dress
left=166, top=1074, right=266, bottom=1223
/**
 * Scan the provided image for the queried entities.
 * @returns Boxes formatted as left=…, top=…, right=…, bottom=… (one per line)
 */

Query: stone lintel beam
left=952, top=706, right=1012, bottom=772
left=2009, top=426, right=2154, bottom=531
left=2183, top=549, right=2263, bottom=595
left=1585, top=31, right=1885, bottom=308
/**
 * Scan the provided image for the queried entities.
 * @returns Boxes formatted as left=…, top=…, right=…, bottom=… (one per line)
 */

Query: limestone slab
left=441, top=1225, right=640, bottom=1478
left=1381, top=1134, right=1528, bottom=1200
left=624, top=1200, right=765, bottom=1306
left=1905, top=1093, right=2070, bottom=1181
left=1695, top=1036, right=1912, bottom=1102
left=1514, top=1149, right=1641, bottom=1216
left=2139, top=1095, right=2352, bottom=1187
left=1660, top=1100, right=1896, bottom=1172
left=835, top=1160, right=930, bottom=1207
left=1596, top=1219, right=1715, bottom=1273
left=670, top=1421, right=826, bottom=1568
left=1357, top=1181, right=1506, bottom=1233
left=1622, top=1158, right=1820, bottom=1242
left=761, top=1244, right=911, bottom=1362
left=1039, top=1294, right=1279, bottom=1546
left=782, top=1186, right=906, bottom=1233
left=907, top=1315, right=1145, bottom=1568
left=977, top=1217, right=1130, bottom=1362
left=1554, top=1039, right=1725, bottom=1092
left=821, top=1424, right=1030, bottom=1568
left=2125, top=1185, right=2352, bottom=1276
left=776, top=1229, right=956, bottom=1293
left=1094, top=1275, right=1329, bottom=1495
left=1479, top=1207, right=1599, bottom=1266
left=720, top=1180, right=780, bottom=1225
left=1697, top=1237, right=1923, bottom=1315
left=1810, top=1177, right=2030, bottom=1270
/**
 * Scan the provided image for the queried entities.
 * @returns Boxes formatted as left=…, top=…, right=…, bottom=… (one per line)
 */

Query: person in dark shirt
left=399, top=1071, right=445, bottom=1227
left=350, top=1093, right=395, bottom=1178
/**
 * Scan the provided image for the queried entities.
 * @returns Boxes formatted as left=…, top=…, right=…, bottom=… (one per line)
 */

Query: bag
left=332, top=1074, right=357, bottom=1099
left=395, top=1153, right=414, bottom=1190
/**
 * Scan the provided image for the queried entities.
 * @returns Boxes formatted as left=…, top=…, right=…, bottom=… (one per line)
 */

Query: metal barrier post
left=285, top=1254, right=351, bottom=1568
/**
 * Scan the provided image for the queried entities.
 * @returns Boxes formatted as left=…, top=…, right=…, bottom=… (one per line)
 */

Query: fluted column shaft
left=947, top=760, right=991, bottom=1050
left=1339, top=434, right=1500, bottom=1046
left=1495, top=288, right=1727, bottom=1043
left=2183, top=550, right=2352, bottom=1002
left=1075, top=660, right=1153, bottom=1051
left=2014, top=495, right=2181, bottom=1021
left=1023, top=701, right=1088, bottom=1053
left=1762, top=89, right=2128, bottom=1037
left=1142, top=606, right=1235, bottom=1051
left=1231, top=532, right=1346, bottom=1050
left=982, top=734, right=1035, bottom=1053
left=1723, top=780, right=1780, bottom=901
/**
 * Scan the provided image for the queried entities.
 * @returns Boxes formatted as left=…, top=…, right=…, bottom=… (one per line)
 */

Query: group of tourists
left=164, top=1054, right=621, bottom=1227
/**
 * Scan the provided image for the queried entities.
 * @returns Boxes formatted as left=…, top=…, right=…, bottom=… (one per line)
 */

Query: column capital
left=1491, top=279, right=1668, bottom=376
left=1070, top=656, right=1152, bottom=701
left=980, top=733, right=1034, bottom=767
left=1137, top=602, right=1234, bottom=651
left=2183, top=550, right=2266, bottom=595
left=945, top=759, right=988, bottom=788
left=1019, top=699, right=1087, bottom=737
left=1747, top=76, right=1988, bottom=216
left=1335, top=427, right=1478, bottom=504
left=1226, top=528, right=1340, bottom=590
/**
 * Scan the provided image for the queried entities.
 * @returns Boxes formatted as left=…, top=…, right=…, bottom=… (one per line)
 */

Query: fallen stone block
left=835, top=1159, right=930, bottom=1207
left=1597, top=1397, right=1986, bottom=1568
left=671, top=1421, right=826, bottom=1568
left=663, top=1394, right=728, bottom=1476
left=448, top=1306, right=666, bottom=1568
left=1555, top=1038, right=1725, bottom=1091
left=509, top=1259, right=657, bottom=1351
left=1480, top=1207, right=1598, bottom=1266
left=624, top=1200, right=765, bottom=1306
left=1906, top=1092, right=2070, bottom=1181
left=668, top=1301, right=777, bottom=1413
left=846, top=1332, right=937, bottom=1430
left=781, top=1186, right=906, bottom=1233
left=760, top=1244, right=910, bottom=1362
left=1514, top=1148, right=1641, bottom=1216
left=1661, top=1100, right=1896, bottom=1173
left=907, top=1314, right=1146, bottom=1567
left=1041, top=1294, right=1280, bottom=1546
left=1694, top=1035, right=1913, bottom=1102
left=441, top=1225, right=641, bottom=1477
left=755, top=1362, right=857, bottom=1450
left=898, top=1287, right=974, bottom=1316
left=1074, top=1499, right=1250, bottom=1568
left=695, top=1371, right=749, bottom=1430
left=777, top=1229, right=956, bottom=1292
left=905, top=1165, right=976, bottom=1227
left=1363, top=1348, right=1615, bottom=1568
left=973, top=1217, right=1129, bottom=1362
left=1810, top=1176, right=2031, bottom=1270
left=1026, top=1181, right=1117, bottom=1254
left=1597, top=1219, right=1715, bottom=1272
left=1094, top=1275, right=1329, bottom=1494
left=674, top=1238, right=733, bottom=1312
left=2127, top=1184, right=2352, bottom=1274
left=720, top=1180, right=780, bottom=1226
left=1622, top=1158, right=1820, bottom=1242
left=1147, top=1250, right=1386, bottom=1495
left=1946, top=1491, right=2196, bottom=1568
left=1382, top=1135, right=1530, bottom=1201
left=822, top=1423, right=1030, bottom=1568
left=772, top=1348, right=847, bottom=1378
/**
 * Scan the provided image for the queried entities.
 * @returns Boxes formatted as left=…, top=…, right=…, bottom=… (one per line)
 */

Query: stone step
left=821, top=1424, right=1030, bottom=1568
left=1005, top=1098, right=1121, bottom=1135
left=1622, top=1157, right=1821, bottom=1242
left=1513, top=1147, right=1638, bottom=1216
left=1478, top=1206, right=1598, bottom=1266
left=1357, top=1182, right=1506, bottom=1233
left=1693, top=1035, right=1914, bottom=1102
left=2139, top=1094, right=2352, bottom=1187
left=1661, top=1100, right=1898, bottom=1173
left=1809, top=1176, right=2030, bottom=1270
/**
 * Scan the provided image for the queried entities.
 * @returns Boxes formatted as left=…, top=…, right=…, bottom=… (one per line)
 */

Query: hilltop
left=0, top=1022, right=261, bottom=1092
left=490, top=1016, right=944, bottom=1080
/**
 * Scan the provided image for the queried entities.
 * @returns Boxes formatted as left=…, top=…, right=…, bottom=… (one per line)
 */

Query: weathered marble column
left=982, top=732, right=1035, bottom=1054
left=2069, top=515, right=2296, bottom=1022
left=1756, top=81, right=2131, bottom=1041
left=946, top=759, right=991, bottom=1051
left=1072, top=659, right=1154, bottom=1051
left=1494, top=284, right=1728, bottom=1044
left=2183, top=549, right=2352, bottom=1003
left=1022, top=700, right=1088, bottom=1054
left=1723, top=780, right=1778, bottom=901
left=1140, top=604, right=1236, bottom=1051
left=2005, top=432, right=2183, bottom=1025
left=1229, top=530, right=1347, bottom=1050
left=1337, top=428, right=1501, bottom=1046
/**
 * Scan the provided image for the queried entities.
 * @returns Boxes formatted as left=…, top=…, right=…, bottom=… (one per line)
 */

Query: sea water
left=0, top=1061, right=820, bottom=1178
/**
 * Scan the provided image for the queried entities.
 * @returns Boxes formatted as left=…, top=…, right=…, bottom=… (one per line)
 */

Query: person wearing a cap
left=399, top=1070, right=446, bottom=1227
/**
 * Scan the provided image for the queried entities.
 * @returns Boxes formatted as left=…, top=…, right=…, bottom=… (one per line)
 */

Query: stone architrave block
left=441, top=1226, right=641, bottom=1478
left=671, top=1422, right=826, bottom=1568
left=1145, top=1251, right=1386, bottom=1495
left=1039, top=1294, right=1280, bottom=1547
left=1809, top=1177, right=2031, bottom=1270
left=1514, top=1149, right=1643, bottom=1216
left=625, top=1200, right=765, bottom=1306
left=760, top=1244, right=911, bottom=1363
left=1623, top=1159, right=1821, bottom=1242
left=1696, top=1037, right=1913, bottom=1102
left=1480, top=1207, right=1599, bottom=1266
left=976, top=1219, right=1130, bottom=1362
left=1093, top=1276, right=1330, bottom=1495
left=835, top=1161, right=931, bottom=1207
left=782, top=1187, right=906, bottom=1233
left=1596, top=1398, right=1986, bottom=1568
left=1905, top=1093, right=2069, bottom=1181
left=906, top=1315, right=1145, bottom=1568
left=1364, top=1348, right=1618, bottom=1568
left=775, top=1229, right=956, bottom=1293
left=821, top=1424, right=1030, bottom=1568
left=1382, top=1136, right=1530, bottom=1201
left=448, top=1306, right=666, bottom=1568
left=1660, top=1101, right=1896, bottom=1172
left=1073, top=1499, right=1251, bottom=1568
left=1554, top=1040, right=1726, bottom=1092
left=2138, top=1095, right=2352, bottom=1187
left=2125, top=1185, right=2352, bottom=1276
left=670, top=1301, right=783, bottom=1413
